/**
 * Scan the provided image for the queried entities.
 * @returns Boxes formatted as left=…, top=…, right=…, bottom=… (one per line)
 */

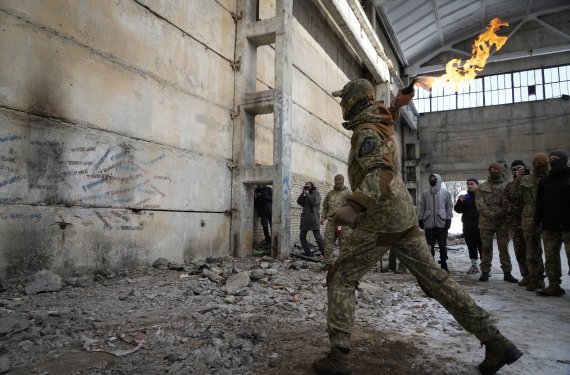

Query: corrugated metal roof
left=373, top=0, right=570, bottom=71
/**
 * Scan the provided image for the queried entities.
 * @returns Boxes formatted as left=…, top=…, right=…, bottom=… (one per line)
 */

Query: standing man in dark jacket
left=254, top=185, right=273, bottom=248
left=297, top=181, right=324, bottom=257
left=417, top=173, right=453, bottom=272
left=313, top=78, right=522, bottom=375
left=454, top=178, right=482, bottom=273
left=535, top=150, right=570, bottom=297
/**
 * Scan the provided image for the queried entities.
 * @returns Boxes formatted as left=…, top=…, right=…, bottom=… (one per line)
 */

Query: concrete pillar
left=231, top=0, right=293, bottom=258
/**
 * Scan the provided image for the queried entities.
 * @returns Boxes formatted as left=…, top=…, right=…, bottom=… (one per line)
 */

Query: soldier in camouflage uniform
left=535, top=150, right=570, bottom=297
left=475, top=163, right=519, bottom=283
left=321, top=174, right=352, bottom=266
left=509, top=154, right=548, bottom=291
left=313, top=78, right=522, bottom=375
left=501, top=160, right=529, bottom=285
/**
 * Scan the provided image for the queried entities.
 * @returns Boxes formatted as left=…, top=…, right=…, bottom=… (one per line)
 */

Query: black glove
left=418, top=220, right=424, bottom=229
left=444, top=220, right=451, bottom=230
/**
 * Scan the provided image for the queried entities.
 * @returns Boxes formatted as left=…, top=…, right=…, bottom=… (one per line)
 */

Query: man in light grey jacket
left=418, top=173, right=453, bottom=272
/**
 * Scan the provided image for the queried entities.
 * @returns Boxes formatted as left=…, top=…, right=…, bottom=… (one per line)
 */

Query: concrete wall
left=418, top=98, right=570, bottom=183
left=0, top=0, right=371, bottom=275
left=0, top=0, right=236, bottom=277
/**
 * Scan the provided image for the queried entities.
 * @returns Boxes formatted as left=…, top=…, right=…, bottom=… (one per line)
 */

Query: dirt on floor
left=1, top=238, right=569, bottom=375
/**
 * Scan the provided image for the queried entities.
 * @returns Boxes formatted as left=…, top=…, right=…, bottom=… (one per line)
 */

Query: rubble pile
left=0, top=254, right=475, bottom=374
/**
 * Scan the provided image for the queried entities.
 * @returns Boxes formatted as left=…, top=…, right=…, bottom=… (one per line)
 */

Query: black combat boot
left=313, top=347, right=351, bottom=375
left=503, top=273, right=518, bottom=283
left=517, top=276, right=529, bottom=287
left=525, top=278, right=540, bottom=291
left=479, top=272, right=490, bottom=281
left=441, top=263, right=450, bottom=274
left=536, top=283, right=566, bottom=297
left=538, top=276, right=546, bottom=289
left=478, top=332, right=523, bottom=375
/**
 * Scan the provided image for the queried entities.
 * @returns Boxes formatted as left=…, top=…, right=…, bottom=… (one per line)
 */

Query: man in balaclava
left=501, top=160, right=529, bottom=286
left=297, top=181, right=325, bottom=257
left=313, top=78, right=522, bottom=375
left=509, top=154, right=548, bottom=291
left=417, top=173, right=453, bottom=272
left=320, top=174, right=351, bottom=268
left=535, top=150, right=570, bottom=296
left=475, top=163, right=518, bottom=283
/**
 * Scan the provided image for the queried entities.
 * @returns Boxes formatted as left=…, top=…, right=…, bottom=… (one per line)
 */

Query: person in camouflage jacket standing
left=509, top=154, right=548, bottom=291
left=320, top=174, right=351, bottom=266
left=313, top=78, right=522, bottom=375
left=475, top=163, right=518, bottom=283
left=501, top=160, right=529, bottom=285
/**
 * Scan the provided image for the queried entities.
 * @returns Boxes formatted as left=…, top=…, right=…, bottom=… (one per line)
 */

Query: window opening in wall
left=255, top=113, right=274, bottom=166
left=405, top=166, right=416, bottom=182
left=417, top=64, right=569, bottom=113
left=405, top=144, right=415, bottom=160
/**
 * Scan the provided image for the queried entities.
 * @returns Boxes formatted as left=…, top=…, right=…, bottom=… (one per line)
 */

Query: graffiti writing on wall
left=0, top=129, right=172, bottom=210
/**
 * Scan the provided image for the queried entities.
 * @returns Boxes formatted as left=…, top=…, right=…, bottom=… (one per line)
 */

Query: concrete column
left=231, top=0, right=293, bottom=258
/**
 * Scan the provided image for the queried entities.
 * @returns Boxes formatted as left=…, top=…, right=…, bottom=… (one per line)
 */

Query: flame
left=416, top=18, right=509, bottom=92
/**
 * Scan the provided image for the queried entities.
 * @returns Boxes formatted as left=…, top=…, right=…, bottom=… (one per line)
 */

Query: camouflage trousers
left=541, top=230, right=570, bottom=285
left=326, top=226, right=497, bottom=350
left=522, top=230, right=545, bottom=282
left=323, top=221, right=351, bottom=263
left=509, top=226, right=528, bottom=276
left=480, top=225, right=512, bottom=274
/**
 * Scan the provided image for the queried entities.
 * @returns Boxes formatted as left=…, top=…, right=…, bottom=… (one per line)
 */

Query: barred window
left=416, top=64, right=569, bottom=113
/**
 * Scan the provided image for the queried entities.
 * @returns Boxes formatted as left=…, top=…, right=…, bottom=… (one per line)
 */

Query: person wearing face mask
left=501, top=160, right=530, bottom=286
left=454, top=178, right=482, bottom=274
left=297, top=181, right=325, bottom=257
left=509, top=154, right=548, bottom=291
left=320, top=174, right=351, bottom=268
left=475, top=163, right=518, bottom=283
left=534, top=150, right=570, bottom=297
left=418, top=173, right=453, bottom=272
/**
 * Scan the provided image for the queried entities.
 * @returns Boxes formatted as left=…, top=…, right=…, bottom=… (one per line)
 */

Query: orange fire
left=415, top=18, right=509, bottom=92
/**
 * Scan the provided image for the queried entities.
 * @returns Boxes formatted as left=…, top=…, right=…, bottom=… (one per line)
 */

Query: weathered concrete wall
left=250, top=1, right=362, bottom=241
left=418, top=98, right=570, bottom=183
left=0, top=0, right=236, bottom=276
left=0, top=0, right=400, bottom=274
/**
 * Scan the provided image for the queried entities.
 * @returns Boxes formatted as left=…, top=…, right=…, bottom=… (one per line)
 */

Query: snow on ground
left=0, top=237, right=568, bottom=374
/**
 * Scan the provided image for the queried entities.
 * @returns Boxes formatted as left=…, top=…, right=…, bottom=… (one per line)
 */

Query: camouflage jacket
left=343, top=103, right=416, bottom=233
left=475, top=177, right=507, bottom=230
left=509, top=174, right=541, bottom=232
left=501, top=181, right=523, bottom=229
left=322, top=186, right=350, bottom=220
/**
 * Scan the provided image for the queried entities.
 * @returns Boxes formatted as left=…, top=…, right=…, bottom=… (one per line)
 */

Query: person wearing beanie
left=418, top=173, right=454, bottom=272
left=534, top=150, right=570, bottom=297
left=475, top=162, right=519, bottom=283
left=502, top=160, right=530, bottom=286
left=454, top=178, right=482, bottom=274
left=510, top=154, right=549, bottom=291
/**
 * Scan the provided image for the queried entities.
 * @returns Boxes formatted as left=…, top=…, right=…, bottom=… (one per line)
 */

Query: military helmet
left=332, top=78, right=375, bottom=120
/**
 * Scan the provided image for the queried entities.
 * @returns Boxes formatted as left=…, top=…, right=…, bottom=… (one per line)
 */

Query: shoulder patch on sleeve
left=359, top=137, right=377, bottom=156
